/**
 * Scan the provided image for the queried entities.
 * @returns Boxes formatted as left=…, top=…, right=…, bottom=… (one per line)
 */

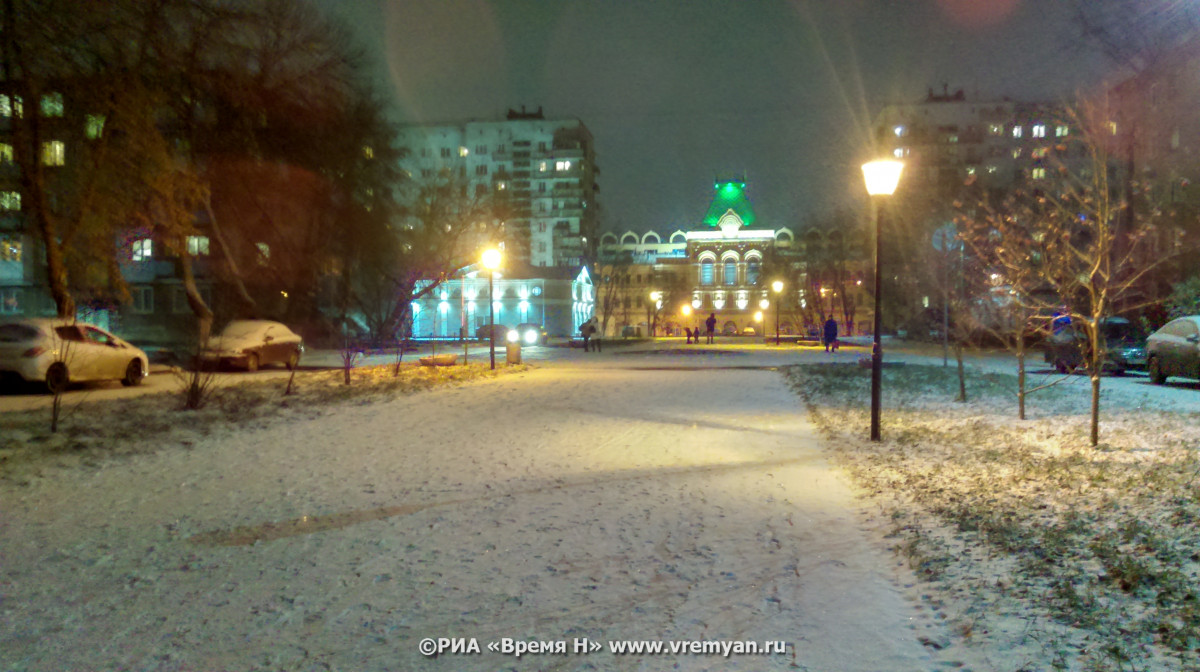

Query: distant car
left=1146, top=315, right=1200, bottom=385
left=200, top=320, right=303, bottom=372
left=475, top=324, right=510, bottom=342
left=1043, top=317, right=1147, bottom=375
left=0, top=318, right=149, bottom=393
left=514, top=323, right=548, bottom=345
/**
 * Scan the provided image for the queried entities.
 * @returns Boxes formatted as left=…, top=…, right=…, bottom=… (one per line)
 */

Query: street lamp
left=771, top=280, right=784, bottom=345
left=648, top=291, right=661, bottom=337
left=862, top=159, right=903, bottom=442
left=482, top=248, right=502, bottom=370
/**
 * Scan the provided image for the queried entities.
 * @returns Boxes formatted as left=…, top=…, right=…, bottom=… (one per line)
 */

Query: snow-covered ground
left=2, top=339, right=1196, bottom=671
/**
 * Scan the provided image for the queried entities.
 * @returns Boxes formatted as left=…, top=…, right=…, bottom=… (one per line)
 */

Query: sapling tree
left=958, top=102, right=1177, bottom=444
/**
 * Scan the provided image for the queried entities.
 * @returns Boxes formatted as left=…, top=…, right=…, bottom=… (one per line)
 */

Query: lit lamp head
left=862, top=159, right=904, bottom=197
left=759, top=298, right=769, bottom=310
left=481, top=248, right=502, bottom=270
left=753, top=311, right=763, bottom=323
left=681, top=305, right=692, bottom=317
left=772, top=280, right=783, bottom=294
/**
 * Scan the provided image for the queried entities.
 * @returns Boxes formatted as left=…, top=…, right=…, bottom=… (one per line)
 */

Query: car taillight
left=22, top=346, right=46, bottom=358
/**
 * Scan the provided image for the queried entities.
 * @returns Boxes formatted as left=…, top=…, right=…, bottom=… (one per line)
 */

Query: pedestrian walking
left=705, top=313, right=717, bottom=344
left=685, top=327, right=693, bottom=344
left=823, top=317, right=839, bottom=352
left=581, top=321, right=593, bottom=352
left=589, top=318, right=602, bottom=352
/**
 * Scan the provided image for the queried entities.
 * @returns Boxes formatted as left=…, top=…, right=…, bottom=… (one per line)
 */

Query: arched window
left=723, top=260, right=737, bottom=286
left=746, top=261, right=760, bottom=286
left=700, top=260, right=714, bottom=285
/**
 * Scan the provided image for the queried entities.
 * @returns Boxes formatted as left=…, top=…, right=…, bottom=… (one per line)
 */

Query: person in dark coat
left=822, top=317, right=838, bottom=352
left=685, top=327, right=693, bottom=344
left=705, top=313, right=717, bottom=344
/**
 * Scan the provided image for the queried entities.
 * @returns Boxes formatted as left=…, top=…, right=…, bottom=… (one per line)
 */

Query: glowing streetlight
left=648, top=291, right=662, bottom=337
left=771, top=280, right=784, bottom=345
left=862, top=159, right=903, bottom=442
left=481, top=248, right=502, bottom=370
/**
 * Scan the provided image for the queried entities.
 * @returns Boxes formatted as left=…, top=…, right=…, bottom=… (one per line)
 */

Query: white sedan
left=0, top=318, right=149, bottom=394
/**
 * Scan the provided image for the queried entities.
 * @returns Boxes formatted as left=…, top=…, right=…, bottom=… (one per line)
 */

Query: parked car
left=1146, top=315, right=1200, bottom=385
left=514, top=323, right=548, bottom=345
left=475, top=324, right=510, bottom=342
left=200, top=320, right=304, bottom=372
left=1043, top=317, right=1147, bottom=375
left=0, top=319, right=149, bottom=393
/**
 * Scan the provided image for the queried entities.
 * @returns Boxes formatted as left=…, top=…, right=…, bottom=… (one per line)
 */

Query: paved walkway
left=0, top=341, right=968, bottom=671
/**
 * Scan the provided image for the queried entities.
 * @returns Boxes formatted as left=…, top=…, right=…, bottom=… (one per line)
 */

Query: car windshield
left=1102, top=321, right=1143, bottom=342
left=220, top=322, right=265, bottom=339
left=0, top=324, right=40, bottom=342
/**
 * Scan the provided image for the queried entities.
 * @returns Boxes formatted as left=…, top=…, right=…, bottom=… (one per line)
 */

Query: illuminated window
left=746, top=262, right=760, bottom=285
left=0, top=287, right=21, bottom=314
left=947, top=134, right=958, bottom=144
left=363, top=145, right=374, bottom=159
left=131, top=286, right=153, bottom=314
left=1055, top=125, right=1069, bottom=137
left=1032, top=147, right=1049, bottom=159
left=723, top=260, right=737, bottom=286
left=186, top=235, right=209, bottom=256
left=700, top=260, right=714, bottom=285
left=41, top=140, right=65, bottom=166
left=0, top=94, right=23, bottom=117
left=966, top=166, right=976, bottom=176
left=987, top=165, right=998, bottom=174
left=893, top=147, right=909, bottom=158
left=1032, top=124, right=1046, bottom=138
left=458, top=146, right=469, bottom=157
left=496, top=181, right=507, bottom=191
left=555, top=160, right=571, bottom=171
left=0, top=233, right=20, bottom=261
left=0, top=191, right=21, bottom=211
left=1012, top=125, right=1023, bottom=138
left=539, top=161, right=548, bottom=172
left=0, top=143, right=11, bottom=164
left=256, top=242, right=270, bottom=265
left=1012, top=148, right=1023, bottom=159
left=40, top=92, right=64, bottom=117
left=893, top=125, right=907, bottom=137
left=988, top=124, right=1003, bottom=136
left=131, top=238, right=152, bottom=261
left=1031, top=167, right=1046, bottom=180
left=85, top=114, right=105, bottom=139
left=1108, top=121, right=1118, bottom=136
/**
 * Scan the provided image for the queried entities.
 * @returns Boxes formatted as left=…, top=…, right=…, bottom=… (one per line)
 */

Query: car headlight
left=506, top=330, right=519, bottom=343
left=523, top=330, right=538, bottom=345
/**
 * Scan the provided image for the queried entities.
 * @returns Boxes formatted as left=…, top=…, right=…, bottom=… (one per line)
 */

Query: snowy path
left=2, top=352, right=966, bottom=671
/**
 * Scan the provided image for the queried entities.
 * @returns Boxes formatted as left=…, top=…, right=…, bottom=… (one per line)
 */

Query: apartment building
left=395, top=107, right=599, bottom=269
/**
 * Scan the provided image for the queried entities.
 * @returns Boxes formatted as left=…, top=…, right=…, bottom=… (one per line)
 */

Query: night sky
left=318, top=0, right=1112, bottom=234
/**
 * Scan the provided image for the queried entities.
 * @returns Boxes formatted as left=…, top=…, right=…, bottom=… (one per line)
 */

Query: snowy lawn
left=784, top=362, right=1200, bottom=671
left=0, top=363, right=525, bottom=483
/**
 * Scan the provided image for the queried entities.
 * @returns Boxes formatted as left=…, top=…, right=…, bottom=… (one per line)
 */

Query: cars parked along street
left=1043, top=317, right=1147, bottom=375
left=1147, top=315, right=1200, bottom=385
left=0, top=319, right=149, bottom=393
left=200, top=320, right=304, bottom=372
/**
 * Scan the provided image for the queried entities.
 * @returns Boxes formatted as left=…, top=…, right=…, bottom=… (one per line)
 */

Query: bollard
left=506, top=341, right=521, bottom=365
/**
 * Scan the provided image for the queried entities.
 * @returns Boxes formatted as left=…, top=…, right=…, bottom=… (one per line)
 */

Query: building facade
left=598, top=178, right=870, bottom=339
left=396, top=107, right=599, bottom=270
left=409, top=263, right=593, bottom=341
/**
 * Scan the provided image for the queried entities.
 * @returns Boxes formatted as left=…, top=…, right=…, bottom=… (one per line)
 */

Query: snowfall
left=2, top=339, right=1198, bottom=672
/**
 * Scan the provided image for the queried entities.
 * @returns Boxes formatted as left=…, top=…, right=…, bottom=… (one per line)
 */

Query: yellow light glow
left=482, top=248, right=502, bottom=270
left=754, top=311, right=763, bottom=322
left=771, top=280, right=783, bottom=293
left=862, top=159, right=904, bottom=196
left=759, top=298, right=769, bottom=310
left=681, top=305, right=692, bottom=316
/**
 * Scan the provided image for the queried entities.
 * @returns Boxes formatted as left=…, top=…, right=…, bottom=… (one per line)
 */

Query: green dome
left=702, top=179, right=756, bottom=229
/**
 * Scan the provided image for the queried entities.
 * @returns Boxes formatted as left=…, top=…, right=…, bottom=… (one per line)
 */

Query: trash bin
left=506, top=341, right=521, bottom=365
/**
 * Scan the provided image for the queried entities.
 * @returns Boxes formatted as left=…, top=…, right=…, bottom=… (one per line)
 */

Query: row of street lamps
left=478, top=158, right=901, bottom=441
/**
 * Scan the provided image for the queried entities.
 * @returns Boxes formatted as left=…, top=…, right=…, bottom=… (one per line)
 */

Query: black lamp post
left=771, top=280, right=783, bottom=345
left=482, top=248, right=502, bottom=370
left=861, top=160, right=903, bottom=442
